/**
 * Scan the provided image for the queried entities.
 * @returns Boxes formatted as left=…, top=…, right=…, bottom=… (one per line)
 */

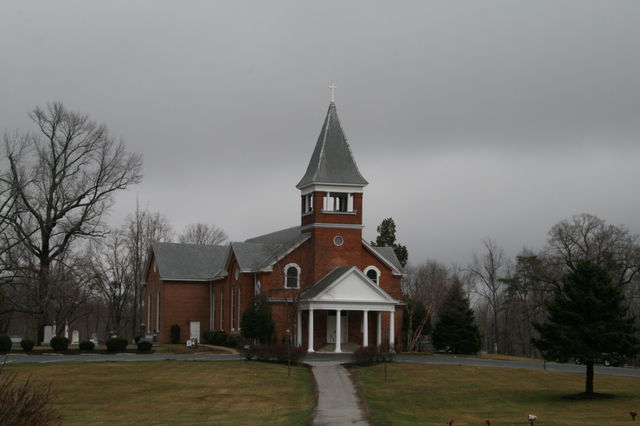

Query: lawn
left=4, top=361, right=314, bottom=425
left=351, top=363, right=640, bottom=425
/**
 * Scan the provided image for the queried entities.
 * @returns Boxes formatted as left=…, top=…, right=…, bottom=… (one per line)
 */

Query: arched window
left=284, top=263, right=301, bottom=289
left=364, top=266, right=381, bottom=285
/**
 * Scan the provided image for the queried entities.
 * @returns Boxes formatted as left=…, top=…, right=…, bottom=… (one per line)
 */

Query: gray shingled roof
left=153, top=242, right=228, bottom=280
left=371, top=246, right=403, bottom=272
left=299, top=266, right=353, bottom=299
left=296, top=103, right=368, bottom=189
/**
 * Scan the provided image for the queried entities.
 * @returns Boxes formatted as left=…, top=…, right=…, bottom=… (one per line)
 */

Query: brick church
left=144, top=97, right=404, bottom=352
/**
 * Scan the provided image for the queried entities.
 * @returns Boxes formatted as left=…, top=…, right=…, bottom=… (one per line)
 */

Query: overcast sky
left=1, top=1, right=639, bottom=266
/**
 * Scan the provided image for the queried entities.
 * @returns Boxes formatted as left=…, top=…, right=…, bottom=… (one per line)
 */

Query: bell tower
left=297, top=87, right=368, bottom=280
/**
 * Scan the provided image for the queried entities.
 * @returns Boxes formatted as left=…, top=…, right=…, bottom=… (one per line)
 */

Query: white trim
left=299, top=184, right=365, bottom=194
left=230, top=286, right=235, bottom=330
left=301, top=223, right=364, bottom=231
left=299, top=300, right=396, bottom=312
left=363, top=265, right=381, bottom=286
left=284, top=263, right=301, bottom=289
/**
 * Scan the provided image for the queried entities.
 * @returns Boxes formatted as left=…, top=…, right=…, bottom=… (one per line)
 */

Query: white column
left=376, top=311, right=382, bottom=345
left=389, top=311, right=395, bottom=347
left=363, top=310, right=369, bottom=347
left=296, top=310, right=302, bottom=347
left=307, top=309, right=314, bottom=353
left=335, top=309, right=342, bottom=353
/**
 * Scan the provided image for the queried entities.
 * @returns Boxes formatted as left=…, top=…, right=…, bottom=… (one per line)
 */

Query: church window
left=255, top=279, right=261, bottom=295
left=364, top=266, right=381, bottom=285
left=156, top=291, right=161, bottom=331
left=234, top=267, right=240, bottom=281
left=210, top=290, right=215, bottom=331
left=220, top=291, right=224, bottom=330
left=303, top=194, right=313, bottom=213
left=147, top=294, right=152, bottom=333
left=237, top=286, right=241, bottom=331
left=333, top=236, right=344, bottom=246
left=323, top=192, right=354, bottom=213
left=231, top=286, right=235, bottom=330
left=284, top=263, right=301, bottom=289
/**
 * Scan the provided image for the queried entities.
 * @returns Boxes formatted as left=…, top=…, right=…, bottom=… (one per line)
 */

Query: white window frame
left=284, top=263, right=301, bottom=289
left=364, top=266, right=381, bottom=286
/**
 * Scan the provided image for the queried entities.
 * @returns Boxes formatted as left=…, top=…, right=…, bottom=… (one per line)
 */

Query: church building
left=144, top=97, right=404, bottom=352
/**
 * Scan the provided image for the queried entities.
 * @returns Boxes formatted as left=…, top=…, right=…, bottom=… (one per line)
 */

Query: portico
left=297, top=266, right=400, bottom=353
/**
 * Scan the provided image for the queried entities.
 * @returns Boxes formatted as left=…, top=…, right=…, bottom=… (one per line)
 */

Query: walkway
left=307, top=360, right=368, bottom=426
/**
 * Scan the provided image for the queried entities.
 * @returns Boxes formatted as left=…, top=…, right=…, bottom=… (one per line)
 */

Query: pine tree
left=533, top=260, right=638, bottom=396
left=241, top=295, right=275, bottom=344
left=432, top=282, right=481, bottom=354
left=371, top=217, right=408, bottom=267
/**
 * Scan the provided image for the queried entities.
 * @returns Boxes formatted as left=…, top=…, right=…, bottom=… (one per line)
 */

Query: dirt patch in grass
left=5, top=361, right=314, bottom=425
left=351, top=363, right=640, bottom=425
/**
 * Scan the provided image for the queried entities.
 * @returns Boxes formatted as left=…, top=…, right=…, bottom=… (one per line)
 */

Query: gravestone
left=42, top=325, right=54, bottom=346
left=90, top=332, right=98, bottom=345
left=71, top=330, right=80, bottom=345
left=64, top=322, right=69, bottom=339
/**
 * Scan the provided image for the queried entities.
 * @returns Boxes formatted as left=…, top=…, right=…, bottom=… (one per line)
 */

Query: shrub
left=0, top=372, right=61, bottom=425
left=244, top=344, right=305, bottom=364
left=170, top=324, right=180, bottom=344
left=352, top=345, right=379, bottom=365
left=0, top=335, right=12, bottom=353
left=137, top=341, right=153, bottom=352
left=79, top=341, right=95, bottom=351
left=106, top=337, right=128, bottom=352
left=20, top=339, right=35, bottom=352
left=377, top=342, right=396, bottom=363
left=203, top=330, right=242, bottom=348
left=50, top=336, right=69, bottom=352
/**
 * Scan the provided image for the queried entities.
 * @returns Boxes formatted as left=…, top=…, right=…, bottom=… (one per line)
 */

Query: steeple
left=296, top=102, right=368, bottom=190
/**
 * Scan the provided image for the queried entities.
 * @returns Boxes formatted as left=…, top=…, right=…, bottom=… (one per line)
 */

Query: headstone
left=71, top=330, right=80, bottom=345
left=90, top=332, right=98, bottom=345
left=64, top=322, right=69, bottom=339
left=42, top=325, right=54, bottom=346
left=11, top=336, right=22, bottom=347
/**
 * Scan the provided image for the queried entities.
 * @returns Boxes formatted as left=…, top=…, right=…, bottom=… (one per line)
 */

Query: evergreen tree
left=432, top=282, right=481, bottom=354
left=533, top=260, right=638, bottom=396
left=371, top=217, right=408, bottom=267
left=241, top=295, right=275, bottom=344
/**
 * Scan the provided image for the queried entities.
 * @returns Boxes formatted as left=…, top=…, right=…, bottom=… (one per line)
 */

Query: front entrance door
left=327, top=311, right=347, bottom=344
left=189, top=321, right=200, bottom=342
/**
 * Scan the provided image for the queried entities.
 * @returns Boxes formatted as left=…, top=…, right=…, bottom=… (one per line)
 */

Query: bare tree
left=1, top=102, right=142, bottom=338
left=179, top=222, right=228, bottom=245
left=87, top=229, right=134, bottom=336
left=402, top=260, right=450, bottom=352
left=125, top=203, right=173, bottom=337
left=467, top=238, right=507, bottom=353
left=546, top=213, right=640, bottom=287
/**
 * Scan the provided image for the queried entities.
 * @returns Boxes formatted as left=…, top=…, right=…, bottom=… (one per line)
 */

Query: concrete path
left=307, top=360, right=368, bottom=426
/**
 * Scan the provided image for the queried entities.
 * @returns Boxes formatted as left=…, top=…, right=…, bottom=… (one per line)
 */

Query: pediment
left=301, top=266, right=397, bottom=304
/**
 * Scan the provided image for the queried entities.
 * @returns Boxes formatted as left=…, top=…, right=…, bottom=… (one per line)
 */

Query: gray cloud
left=2, top=0, right=639, bottom=265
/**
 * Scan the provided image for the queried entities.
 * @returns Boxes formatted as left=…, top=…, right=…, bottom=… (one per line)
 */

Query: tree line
left=0, top=102, right=227, bottom=342
left=403, top=213, right=640, bottom=362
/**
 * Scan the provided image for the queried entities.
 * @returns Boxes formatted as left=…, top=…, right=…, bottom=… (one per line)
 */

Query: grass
left=4, top=361, right=314, bottom=425
left=351, top=363, right=640, bottom=425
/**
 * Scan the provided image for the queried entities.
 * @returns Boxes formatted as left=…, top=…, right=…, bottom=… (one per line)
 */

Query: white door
left=189, top=321, right=200, bottom=342
left=326, top=312, right=347, bottom=344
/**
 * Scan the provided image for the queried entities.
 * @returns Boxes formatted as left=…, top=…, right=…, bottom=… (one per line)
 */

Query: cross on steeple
left=328, top=83, right=336, bottom=103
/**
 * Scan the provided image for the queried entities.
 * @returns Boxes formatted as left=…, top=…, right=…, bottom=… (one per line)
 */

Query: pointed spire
left=296, top=102, right=368, bottom=189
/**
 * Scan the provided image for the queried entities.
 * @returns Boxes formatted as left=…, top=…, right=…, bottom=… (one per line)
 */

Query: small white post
left=363, top=310, right=369, bottom=347
left=308, top=309, right=315, bottom=353
left=296, top=310, right=302, bottom=347
left=376, top=311, right=382, bottom=345
left=335, top=309, right=342, bottom=353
